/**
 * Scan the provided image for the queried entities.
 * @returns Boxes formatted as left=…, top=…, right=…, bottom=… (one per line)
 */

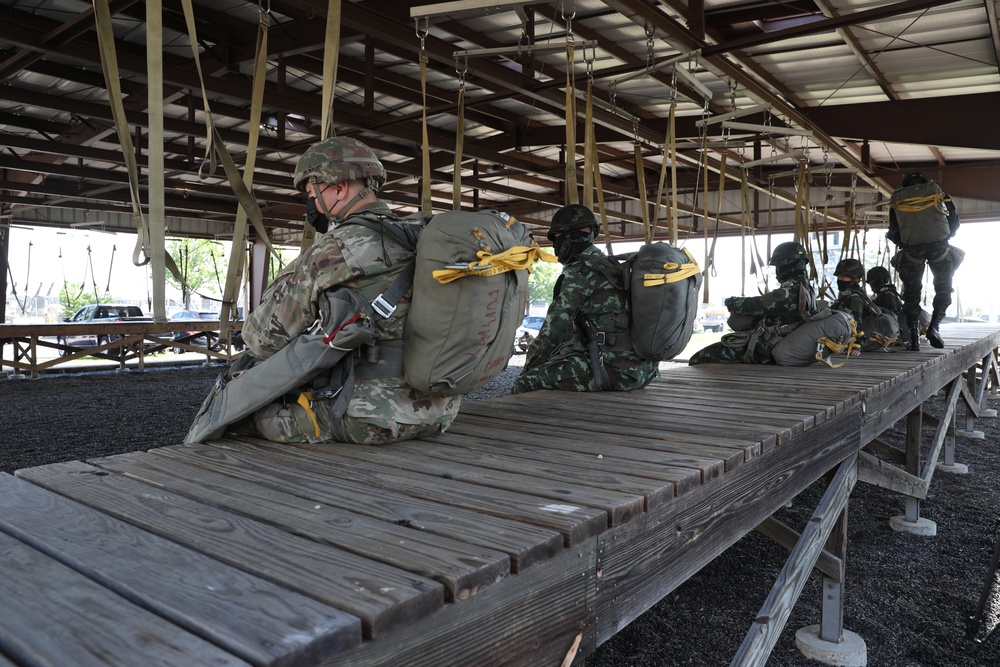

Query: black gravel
left=1, top=362, right=998, bottom=666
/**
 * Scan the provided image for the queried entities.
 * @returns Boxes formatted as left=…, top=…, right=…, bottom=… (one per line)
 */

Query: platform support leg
left=890, top=405, right=938, bottom=535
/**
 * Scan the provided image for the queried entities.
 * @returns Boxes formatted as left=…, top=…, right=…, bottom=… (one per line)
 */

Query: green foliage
left=59, top=281, right=99, bottom=319
left=527, top=261, right=560, bottom=311
left=167, top=238, right=226, bottom=309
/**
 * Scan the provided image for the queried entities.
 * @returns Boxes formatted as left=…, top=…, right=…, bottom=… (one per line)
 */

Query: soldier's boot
left=907, top=323, right=920, bottom=351
left=927, top=310, right=946, bottom=349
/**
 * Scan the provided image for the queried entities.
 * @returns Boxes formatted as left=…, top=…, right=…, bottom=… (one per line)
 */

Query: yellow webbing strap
left=868, top=333, right=899, bottom=348
left=432, top=245, right=557, bottom=284
left=564, top=38, right=578, bottom=204
left=816, top=317, right=863, bottom=369
left=587, top=116, right=610, bottom=255
left=296, top=392, right=321, bottom=438
left=642, top=248, right=701, bottom=286
left=701, top=130, right=711, bottom=302
left=892, top=193, right=948, bottom=212
left=582, top=75, right=595, bottom=211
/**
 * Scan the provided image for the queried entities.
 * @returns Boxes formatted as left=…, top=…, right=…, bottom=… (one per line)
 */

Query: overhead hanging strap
left=452, top=57, right=467, bottom=211
left=651, top=95, right=677, bottom=245
left=417, top=18, right=432, bottom=215
left=582, top=50, right=596, bottom=211
left=563, top=6, right=578, bottom=204
left=633, top=121, right=650, bottom=243
left=146, top=0, right=168, bottom=323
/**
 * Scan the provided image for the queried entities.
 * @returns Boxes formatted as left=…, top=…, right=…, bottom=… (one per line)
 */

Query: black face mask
left=775, top=264, right=801, bottom=282
left=837, top=279, right=855, bottom=293
left=305, top=197, right=330, bottom=234
left=552, top=230, right=594, bottom=263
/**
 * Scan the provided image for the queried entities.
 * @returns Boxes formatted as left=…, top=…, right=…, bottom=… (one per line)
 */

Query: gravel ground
left=1, top=358, right=998, bottom=666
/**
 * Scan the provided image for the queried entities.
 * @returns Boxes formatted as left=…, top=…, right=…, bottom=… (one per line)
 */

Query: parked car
left=58, top=304, right=151, bottom=355
left=514, top=315, right=545, bottom=353
left=700, top=309, right=727, bottom=333
left=170, top=310, right=221, bottom=354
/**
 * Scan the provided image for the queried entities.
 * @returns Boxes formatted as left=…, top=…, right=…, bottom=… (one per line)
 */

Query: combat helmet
left=901, top=171, right=928, bottom=188
left=547, top=204, right=597, bottom=242
left=834, top=258, right=865, bottom=280
left=292, top=137, right=387, bottom=193
left=866, top=266, right=891, bottom=287
left=768, top=241, right=809, bottom=267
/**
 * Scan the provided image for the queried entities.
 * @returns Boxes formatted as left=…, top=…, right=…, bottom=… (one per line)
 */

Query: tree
left=59, top=280, right=100, bottom=319
left=166, top=238, right=226, bottom=309
left=526, top=261, right=561, bottom=312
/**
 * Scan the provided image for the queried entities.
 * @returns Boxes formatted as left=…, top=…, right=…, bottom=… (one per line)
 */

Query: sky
left=4, top=219, right=997, bottom=320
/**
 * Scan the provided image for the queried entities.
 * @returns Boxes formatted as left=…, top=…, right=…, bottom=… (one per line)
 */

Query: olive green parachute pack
left=771, top=308, right=858, bottom=367
left=186, top=209, right=537, bottom=443
left=580, top=242, right=703, bottom=362
left=889, top=181, right=952, bottom=246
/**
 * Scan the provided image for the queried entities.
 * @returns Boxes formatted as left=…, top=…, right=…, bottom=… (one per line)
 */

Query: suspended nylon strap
left=564, top=38, right=578, bottom=204
left=701, top=131, right=711, bottom=302
left=667, top=102, right=678, bottom=244
left=452, top=69, right=466, bottom=210
left=764, top=183, right=774, bottom=292
left=590, top=127, right=611, bottom=256
left=634, top=139, right=649, bottom=242
left=582, top=75, right=595, bottom=211
left=419, top=52, right=432, bottom=214
left=432, top=245, right=558, bottom=284
left=706, top=152, right=727, bottom=294
left=146, top=0, right=167, bottom=323
left=220, top=8, right=270, bottom=332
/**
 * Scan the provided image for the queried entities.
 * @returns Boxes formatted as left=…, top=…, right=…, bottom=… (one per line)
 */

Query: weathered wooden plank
left=90, top=452, right=512, bottom=600
left=96, top=445, right=562, bottom=574
left=444, top=416, right=732, bottom=477
left=14, top=462, right=439, bottom=641
left=857, top=450, right=928, bottom=499
left=428, top=431, right=703, bottom=496
left=289, top=440, right=651, bottom=522
left=0, top=472, right=361, bottom=666
left=323, top=537, right=599, bottom=667
left=154, top=442, right=608, bottom=546
left=0, top=530, right=251, bottom=667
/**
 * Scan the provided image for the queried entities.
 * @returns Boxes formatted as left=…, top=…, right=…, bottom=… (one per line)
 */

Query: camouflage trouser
left=688, top=336, right=775, bottom=366
left=511, top=354, right=658, bottom=393
left=893, top=243, right=963, bottom=324
left=251, top=397, right=455, bottom=445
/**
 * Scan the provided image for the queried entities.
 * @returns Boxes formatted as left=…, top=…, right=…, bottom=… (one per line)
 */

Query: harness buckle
left=371, top=294, right=396, bottom=318
left=595, top=331, right=607, bottom=345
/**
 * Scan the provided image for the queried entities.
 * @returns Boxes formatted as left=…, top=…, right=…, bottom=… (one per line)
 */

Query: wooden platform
left=1, top=323, right=998, bottom=667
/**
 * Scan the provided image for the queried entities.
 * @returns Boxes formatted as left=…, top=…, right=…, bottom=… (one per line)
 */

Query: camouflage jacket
left=243, top=202, right=458, bottom=428
left=725, top=274, right=816, bottom=329
left=831, top=284, right=868, bottom=336
left=522, top=245, right=657, bottom=375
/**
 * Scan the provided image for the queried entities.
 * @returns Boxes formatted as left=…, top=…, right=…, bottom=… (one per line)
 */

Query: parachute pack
left=889, top=181, right=952, bottom=245
left=186, top=208, right=540, bottom=443
left=771, top=308, right=858, bottom=367
left=582, top=242, right=703, bottom=362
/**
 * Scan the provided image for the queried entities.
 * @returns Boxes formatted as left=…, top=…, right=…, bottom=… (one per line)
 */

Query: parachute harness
left=816, top=317, right=864, bottom=369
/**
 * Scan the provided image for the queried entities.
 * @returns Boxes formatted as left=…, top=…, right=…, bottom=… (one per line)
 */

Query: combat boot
left=927, top=311, right=945, bottom=348
left=906, top=324, right=920, bottom=351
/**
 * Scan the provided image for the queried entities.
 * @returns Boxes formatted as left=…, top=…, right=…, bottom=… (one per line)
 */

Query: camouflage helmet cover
left=866, top=266, right=891, bottom=286
left=834, top=258, right=865, bottom=280
left=292, top=137, right=387, bottom=193
left=768, top=241, right=809, bottom=267
left=547, top=204, right=597, bottom=241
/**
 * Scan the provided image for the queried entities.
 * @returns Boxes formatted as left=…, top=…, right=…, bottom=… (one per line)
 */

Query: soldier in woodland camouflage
left=511, top=205, right=659, bottom=393
left=689, top=241, right=816, bottom=365
left=867, top=265, right=912, bottom=336
left=830, top=258, right=870, bottom=352
left=241, top=137, right=459, bottom=445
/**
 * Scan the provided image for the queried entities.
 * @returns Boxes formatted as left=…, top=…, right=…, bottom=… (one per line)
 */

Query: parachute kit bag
left=771, top=308, right=855, bottom=367
left=627, top=243, right=703, bottom=361
left=889, top=181, right=952, bottom=245
left=404, top=209, right=537, bottom=396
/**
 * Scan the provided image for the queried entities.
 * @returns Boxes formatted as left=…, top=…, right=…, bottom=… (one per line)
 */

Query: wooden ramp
left=2, top=324, right=999, bottom=667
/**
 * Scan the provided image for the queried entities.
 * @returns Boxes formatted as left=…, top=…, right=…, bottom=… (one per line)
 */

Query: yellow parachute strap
left=296, top=392, right=321, bottom=438
left=893, top=192, right=947, bottom=212
left=564, top=35, right=578, bottom=204
left=815, top=318, right=864, bottom=369
left=432, top=245, right=557, bottom=284
left=642, top=249, right=701, bottom=286
left=868, top=332, right=899, bottom=348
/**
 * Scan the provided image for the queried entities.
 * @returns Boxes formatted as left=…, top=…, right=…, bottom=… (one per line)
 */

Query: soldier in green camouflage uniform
left=830, top=258, right=871, bottom=351
left=689, top=241, right=816, bottom=365
left=511, top=205, right=659, bottom=393
left=242, top=137, right=459, bottom=445
left=867, top=265, right=914, bottom=336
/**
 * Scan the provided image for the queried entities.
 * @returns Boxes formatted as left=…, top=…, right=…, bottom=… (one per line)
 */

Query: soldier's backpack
left=404, top=209, right=538, bottom=396
left=889, top=181, right=952, bottom=245
left=771, top=308, right=857, bottom=367
left=581, top=242, right=703, bottom=362
left=861, top=298, right=900, bottom=346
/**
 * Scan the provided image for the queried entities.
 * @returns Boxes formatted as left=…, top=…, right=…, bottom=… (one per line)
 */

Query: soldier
left=831, top=258, right=881, bottom=352
left=887, top=171, right=964, bottom=350
left=510, top=204, right=659, bottom=393
left=240, top=137, right=459, bottom=444
left=689, top=241, right=816, bottom=365
left=867, top=266, right=912, bottom=335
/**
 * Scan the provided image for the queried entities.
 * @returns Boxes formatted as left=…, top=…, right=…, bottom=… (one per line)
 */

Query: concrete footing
left=936, top=461, right=969, bottom=474
left=957, top=429, right=985, bottom=439
left=889, top=515, right=937, bottom=536
left=795, top=626, right=867, bottom=666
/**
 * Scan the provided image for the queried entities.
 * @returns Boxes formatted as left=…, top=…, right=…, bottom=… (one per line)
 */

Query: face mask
left=837, top=279, right=855, bottom=292
left=305, top=197, right=330, bottom=234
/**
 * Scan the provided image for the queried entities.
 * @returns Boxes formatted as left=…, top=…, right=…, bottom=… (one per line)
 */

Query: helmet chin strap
left=308, top=177, right=372, bottom=228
